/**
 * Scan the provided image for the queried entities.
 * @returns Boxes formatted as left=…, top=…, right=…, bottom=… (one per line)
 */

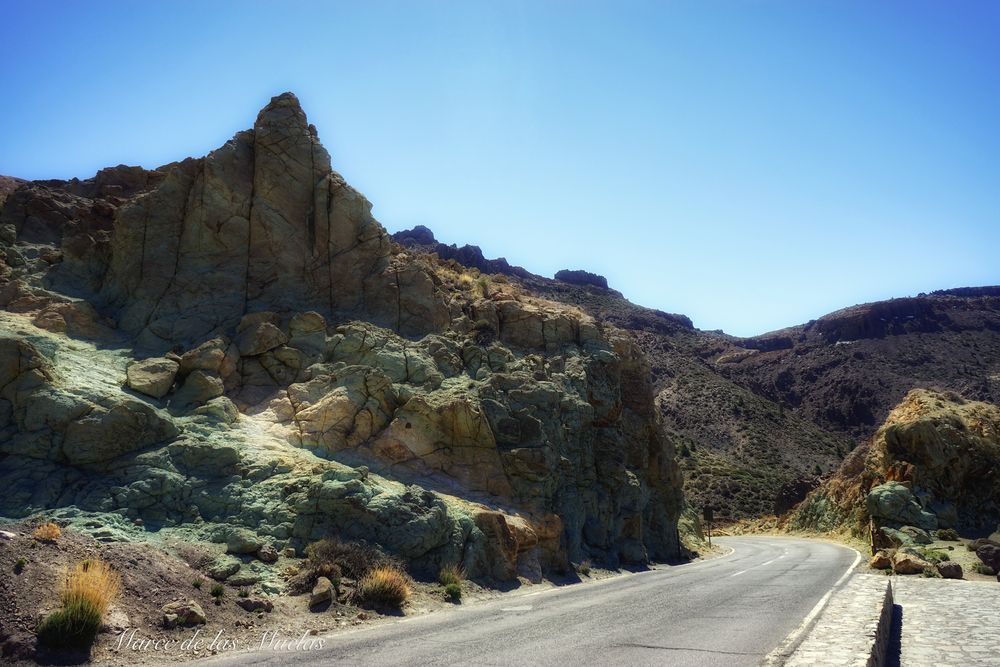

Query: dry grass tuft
left=33, top=522, right=62, bottom=542
left=36, top=559, right=121, bottom=649
left=63, top=559, right=122, bottom=617
left=354, top=565, right=411, bottom=609
left=437, top=564, right=464, bottom=587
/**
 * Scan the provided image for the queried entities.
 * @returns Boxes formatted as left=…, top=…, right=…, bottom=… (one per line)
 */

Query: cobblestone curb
left=780, top=574, right=893, bottom=666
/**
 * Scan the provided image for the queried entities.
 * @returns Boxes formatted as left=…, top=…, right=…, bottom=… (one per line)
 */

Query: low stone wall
left=784, top=574, right=894, bottom=666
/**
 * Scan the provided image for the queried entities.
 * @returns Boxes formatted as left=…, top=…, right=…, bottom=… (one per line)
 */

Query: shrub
left=33, top=522, right=62, bottom=542
left=14, top=558, right=26, bottom=573
left=37, top=559, right=121, bottom=650
left=290, top=537, right=401, bottom=595
left=210, top=583, right=225, bottom=598
left=975, top=563, right=995, bottom=576
left=936, top=528, right=960, bottom=541
left=921, top=549, right=950, bottom=564
left=578, top=559, right=592, bottom=576
left=308, top=538, right=399, bottom=579
left=238, top=588, right=250, bottom=598
left=473, top=277, right=491, bottom=299
left=444, top=582, right=462, bottom=602
left=354, top=566, right=411, bottom=609
left=438, top=564, right=464, bottom=587
left=922, top=567, right=939, bottom=578
left=192, top=579, right=203, bottom=589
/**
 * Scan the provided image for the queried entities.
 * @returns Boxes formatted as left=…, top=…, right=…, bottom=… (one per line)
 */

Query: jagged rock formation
left=391, top=225, right=531, bottom=278
left=791, top=389, right=1000, bottom=537
left=0, top=93, right=683, bottom=579
left=555, top=269, right=609, bottom=290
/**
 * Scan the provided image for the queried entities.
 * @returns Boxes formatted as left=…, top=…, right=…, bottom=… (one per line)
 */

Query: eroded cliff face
left=0, top=93, right=683, bottom=580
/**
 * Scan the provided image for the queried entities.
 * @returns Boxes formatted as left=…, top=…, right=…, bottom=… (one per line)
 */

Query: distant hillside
left=394, top=227, right=1000, bottom=522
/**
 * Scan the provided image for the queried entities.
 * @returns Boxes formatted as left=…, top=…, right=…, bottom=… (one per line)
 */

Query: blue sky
left=2, top=1, right=998, bottom=336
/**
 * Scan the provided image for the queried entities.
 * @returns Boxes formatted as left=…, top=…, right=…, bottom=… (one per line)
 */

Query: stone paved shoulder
left=892, top=576, right=1000, bottom=666
left=781, top=573, right=892, bottom=667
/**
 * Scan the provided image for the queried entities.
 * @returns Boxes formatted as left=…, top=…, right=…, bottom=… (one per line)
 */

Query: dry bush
left=354, top=566, right=411, bottom=609
left=37, top=559, right=121, bottom=649
left=287, top=538, right=399, bottom=594
left=33, top=522, right=62, bottom=542
left=306, top=538, right=401, bottom=579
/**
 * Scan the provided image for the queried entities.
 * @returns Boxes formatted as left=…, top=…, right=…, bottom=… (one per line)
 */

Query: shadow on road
left=885, top=603, right=903, bottom=667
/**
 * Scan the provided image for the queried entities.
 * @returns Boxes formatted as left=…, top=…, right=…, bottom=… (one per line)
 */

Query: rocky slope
left=393, top=231, right=1000, bottom=522
left=0, top=93, right=684, bottom=582
left=791, top=388, right=1000, bottom=540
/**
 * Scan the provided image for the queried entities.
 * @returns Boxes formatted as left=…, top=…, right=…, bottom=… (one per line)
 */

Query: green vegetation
left=14, top=558, right=26, bottom=573
left=920, top=549, right=950, bottom=564
left=238, top=588, right=250, bottom=598
left=443, top=582, right=462, bottom=602
left=438, top=564, right=464, bottom=587
left=192, top=578, right=203, bottom=589
left=975, top=563, right=995, bottom=576
left=578, top=559, right=592, bottom=576
left=210, top=583, right=225, bottom=598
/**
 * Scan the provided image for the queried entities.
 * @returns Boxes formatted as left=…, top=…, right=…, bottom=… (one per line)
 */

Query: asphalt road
left=213, top=537, right=858, bottom=667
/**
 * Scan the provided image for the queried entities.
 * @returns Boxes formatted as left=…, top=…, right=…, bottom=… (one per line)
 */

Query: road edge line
left=760, top=546, right=863, bottom=666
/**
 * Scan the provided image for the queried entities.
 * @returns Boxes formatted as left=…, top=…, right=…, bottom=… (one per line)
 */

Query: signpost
left=703, top=506, right=714, bottom=548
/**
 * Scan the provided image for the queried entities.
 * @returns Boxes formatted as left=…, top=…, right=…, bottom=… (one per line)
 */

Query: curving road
left=212, top=537, right=858, bottom=667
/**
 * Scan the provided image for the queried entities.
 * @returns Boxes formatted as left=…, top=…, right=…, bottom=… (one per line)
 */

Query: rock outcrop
left=791, top=389, right=1000, bottom=537
left=392, top=225, right=531, bottom=279
left=554, top=269, right=609, bottom=290
left=0, top=93, right=684, bottom=580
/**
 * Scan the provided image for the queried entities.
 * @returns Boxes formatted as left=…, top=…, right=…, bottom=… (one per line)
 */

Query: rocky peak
left=94, top=93, right=449, bottom=349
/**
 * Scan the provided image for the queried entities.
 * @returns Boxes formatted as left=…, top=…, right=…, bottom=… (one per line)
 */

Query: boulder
left=162, top=600, right=206, bottom=627
left=207, top=555, right=242, bottom=581
left=892, top=549, right=933, bottom=575
left=227, top=571, right=261, bottom=587
left=226, top=528, right=264, bottom=554
left=172, top=370, right=224, bottom=408
left=179, top=338, right=228, bottom=375
left=126, top=357, right=179, bottom=399
left=899, top=526, right=933, bottom=545
left=309, top=576, right=334, bottom=608
left=193, top=396, right=239, bottom=424
left=870, top=550, right=893, bottom=570
left=257, top=544, right=279, bottom=563
left=936, top=561, right=963, bottom=579
left=976, top=543, right=1000, bottom=571
left=236, top=597, right=273, bottom=613
left=61, top=399, right=178, bottom=465
left=866, top=482, right=937, bottom=531
left=237, top=321, right=288, bottom=357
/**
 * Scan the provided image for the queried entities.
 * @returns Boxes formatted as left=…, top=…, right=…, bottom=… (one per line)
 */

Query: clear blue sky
left=2, top=1, right=998, bottom=336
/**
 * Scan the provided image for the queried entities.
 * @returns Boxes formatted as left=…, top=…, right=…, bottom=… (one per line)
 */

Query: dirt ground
left=0, top=522, right=507, bottom=665
left=1, top=521, right=718, bottom=665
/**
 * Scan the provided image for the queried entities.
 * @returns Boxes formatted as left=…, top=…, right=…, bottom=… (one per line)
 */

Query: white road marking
left=729, top=555, right=780, bottom=577
left=761, top=546, right=863, bottom=665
